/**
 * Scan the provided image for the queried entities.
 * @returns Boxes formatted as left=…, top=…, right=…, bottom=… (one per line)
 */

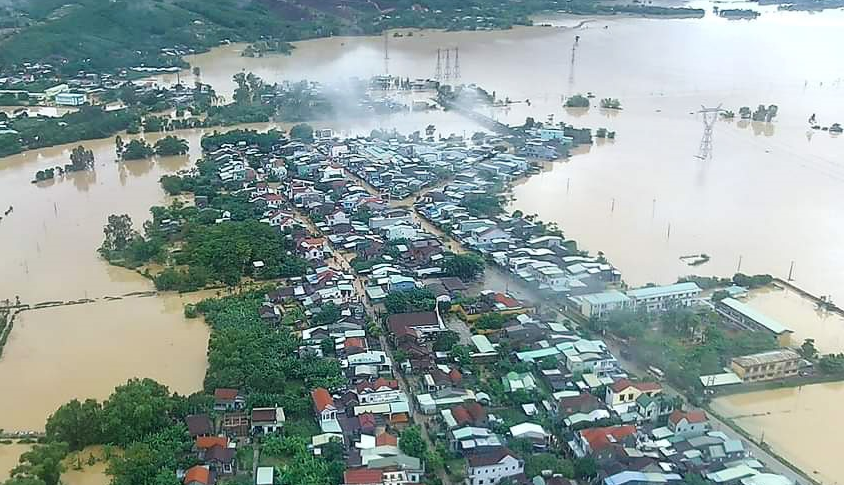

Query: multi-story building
left=626, top=282, right=701, bottom=312
left=730, top=349, right=802, bottom=382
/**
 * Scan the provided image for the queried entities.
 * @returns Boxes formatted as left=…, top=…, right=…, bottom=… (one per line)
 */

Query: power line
left=697, top=105, right=724, bottom=160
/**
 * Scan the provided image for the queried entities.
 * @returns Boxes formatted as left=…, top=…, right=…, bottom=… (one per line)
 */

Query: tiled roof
left=184, top=465, right=210, bottom=485
left=579, top=425, right=637, bottom=452
left=214, top=388, right=239, bottom=401
left=312, top=388, right=335, bottom=412
left=669, top=409, right=707, bottom=425
left=344, top=468, right=384, bottom=485
left=610, top=378, right=662, bottom=393
left=196, top=436, right=228, bottom=450
left=467, top=448, right=517, bottom=467
left=375, top=432, right=398, bottom=447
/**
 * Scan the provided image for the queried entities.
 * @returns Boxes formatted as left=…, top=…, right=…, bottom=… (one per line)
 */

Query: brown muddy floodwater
left=712, top=382, right=844, bottom=485
left=152, top=4, right=844, bottom=304
left=746, top=287, right=844, bottom=354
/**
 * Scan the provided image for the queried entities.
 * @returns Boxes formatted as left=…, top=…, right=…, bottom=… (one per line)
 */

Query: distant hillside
left=0, top=0, right=356, bottom=73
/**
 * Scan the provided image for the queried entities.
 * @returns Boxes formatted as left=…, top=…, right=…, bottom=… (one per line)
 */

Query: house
left=634, top=392, right=674, bottom=423
left=251, top=407, right=286, bottom=434
left=603, top=471, right=683, bottom=485
left=569, top=425, right=637, bottom=460
left=465, top=448, right=524, bottom=485
left=626, top=282, right=701, bottom=312
left=387, top=311, right=443, bottom=342
left=55, top=92, right=87, bottom=106
left=312, top=387, right=339, bottom=421
left=300, top=237, right=330, bottom=261
left=328, top=209, right=351, bottom=226
left=557, top=393, right=610, bottom=429
left=509, top=423, right=550, bottom=450
left=449, top=426, right=503, bottom=453
left=186, top=414, right=213, bottom=437
left=343, top=468, right=385, bottom=485
left=214, top=388, right=245, bottom=411
left=184, top=465, right=212, bottom=485
left=502, top=372, right=537, bottom=392
left=388, top=275, right=418, bottom=293
left=730, top=349, right=802, bottom=383
left=450, top=402, right=488, bottom=427
left=356, top=379, right=403, bottom=405
left=667, top=409, right=710, bottom=438
left=605, top=379, right=662, bottom=412
left=205, top=443, right=236, bottom=476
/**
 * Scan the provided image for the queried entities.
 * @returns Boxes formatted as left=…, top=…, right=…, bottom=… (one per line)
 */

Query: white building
left=465, top=449, right=524, bottom=485
left=626, top=282, right=701, bottom=312
left=574, top=290, right=631, bottom=319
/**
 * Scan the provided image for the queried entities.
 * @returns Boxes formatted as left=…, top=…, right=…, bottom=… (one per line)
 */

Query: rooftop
left=720, top=298, right=793, bottom=335
left=732, top=349, right=801, bottom=368
left=627, top=282, right=701, bottom=299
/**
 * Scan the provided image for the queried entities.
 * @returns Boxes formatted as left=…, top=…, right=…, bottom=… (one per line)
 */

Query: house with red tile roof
left=375, top=431, right=398, bottom=447
left=213, top=388, right=245, bottom=412
left=343, top=468, right=384, bottom=485
left=299, top=237, right=329, bottom=261
left=667, top=409, right=710, bottom=438
left=605, top=378, right=663, bottom=411
left=184, top=465, right=212, bottom=485
left=312, top=387, right=338, bottom=422
left=570, top=425, right=638, bottom=461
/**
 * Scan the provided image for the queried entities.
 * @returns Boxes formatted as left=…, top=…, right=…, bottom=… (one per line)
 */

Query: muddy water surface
left=0, top=294, right=211, bottom=432
left=713, top=383, right=844, bottom=485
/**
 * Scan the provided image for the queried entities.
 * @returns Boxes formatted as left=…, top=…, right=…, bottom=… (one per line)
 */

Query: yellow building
left=730, top=349, right=802, bottom=382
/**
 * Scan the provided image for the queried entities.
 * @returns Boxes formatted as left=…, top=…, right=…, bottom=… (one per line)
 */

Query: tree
left=524, top=453, right=573, bottom=479
left=449, top=344, right=472, bottom=365
left=69, top=145, right=95, bottom=171
left=45, top=398, right=103, bottom=451
left=290, top=123, right=314, bottom=142
left=442, top=253, right=485, bottom=280
left=799, top=338, right=818, bottom=360
left=3, top=478, right=47, bottom=485
left=101, top=378, right=176, bottom=446
left=154, top=136, right=189, bottom=156
left=599, top=98, right=621, bottom=109
left=399, top=426, right=427, bottom=458
left=573, top=457, right=597, bottom=479
left=11, top=442, right=69, bottom=485
left=100, top=214, right=139, bottom=254
left=433, top=331, right=460, bottom=352
left=564, top=94, right=590, bottom=108
left=312, top=302, right=341, bottom=326
left=122, top=139, right=155, bottom=160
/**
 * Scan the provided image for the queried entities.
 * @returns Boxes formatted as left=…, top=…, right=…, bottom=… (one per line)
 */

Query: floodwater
left=0, top=443, right=110, bottom=485
left=149, top=4, right=844, bottom=304
left=713, top=382, right=844, bottom=485
left=0, top=294, right=211, bottom=432
left=746, top=287, right=844, bottom=354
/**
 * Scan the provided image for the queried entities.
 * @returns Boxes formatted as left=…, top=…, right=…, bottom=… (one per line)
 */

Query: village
left=158, top=125, right=811, bottom=485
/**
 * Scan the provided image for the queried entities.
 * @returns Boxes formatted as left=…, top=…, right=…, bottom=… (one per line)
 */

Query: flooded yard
left=0, top=295, right=210, bottom=432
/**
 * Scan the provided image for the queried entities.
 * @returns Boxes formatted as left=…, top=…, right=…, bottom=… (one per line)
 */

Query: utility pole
left=697, top=105, right=724, bottom=160
left=737, top=255, right=743, bottom=273
left=435, top=48, right=442, bottom=81
left=453, top=47, right=461, bottom=82
left=788, top=261, right=795, bottom=281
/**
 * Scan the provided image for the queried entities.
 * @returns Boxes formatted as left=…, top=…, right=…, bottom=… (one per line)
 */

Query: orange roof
left=610, top=378, right=662, bottom=393
left=302, top=237, right=326, bottom=247
left=493, top=293, right=521, bottom=308
left=375, top=432, right=398, bottom=446
left=311, top=387, right=335, bottom=412
left=184, top=465, right=210, bottom=485
left=452, top=406, right=471, bottom=425
left=669, top=409, right=707, bottom=425
left=344, top=468, right=384, bottom=485
left=389, top=413, right=409, bottom=424
left=214, top=388, right=239, bottom=400
left=345, top=337, right=365, bottom=349
left=579, top=425, right=637, bottom=452
left=196, top=436, right=228, bottom=450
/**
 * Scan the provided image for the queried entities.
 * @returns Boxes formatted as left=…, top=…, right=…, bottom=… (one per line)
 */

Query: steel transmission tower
left=383, top=32, right=390, bottom=76
left=452, top=47, right=461, bottom=82
left=444, top=48, right=451, bottom=82
left=697, top=105, right=724, bottom=160
left=435, top=48, right=442, bottom=81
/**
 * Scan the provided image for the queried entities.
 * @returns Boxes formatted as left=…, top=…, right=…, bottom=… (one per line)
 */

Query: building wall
left=730, top=358, right=800, bottom=382
left=466, top=456, right=524, bottom=485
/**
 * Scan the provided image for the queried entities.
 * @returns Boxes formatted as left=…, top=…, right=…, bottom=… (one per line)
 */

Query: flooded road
left=713, top=382, right=844, bottom=485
